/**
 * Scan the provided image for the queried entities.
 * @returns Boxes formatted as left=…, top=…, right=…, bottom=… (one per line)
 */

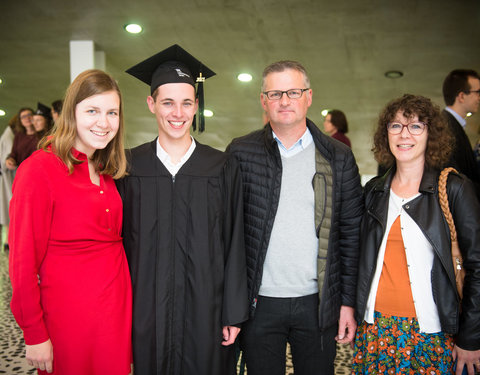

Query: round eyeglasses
left=387, top=121, right=427, bottom=135
left=263, top=88, right=309, bottom=100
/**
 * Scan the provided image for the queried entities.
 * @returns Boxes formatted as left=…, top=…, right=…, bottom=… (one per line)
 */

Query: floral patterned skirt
left=352, top=311, right=454, bottom=374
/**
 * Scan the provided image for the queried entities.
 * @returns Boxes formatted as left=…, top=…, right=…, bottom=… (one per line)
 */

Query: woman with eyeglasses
left=5, top=107, right=37, bottom=171
left=352, top=94, right=480, bottom=375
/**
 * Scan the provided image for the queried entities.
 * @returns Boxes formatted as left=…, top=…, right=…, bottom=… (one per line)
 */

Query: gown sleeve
left=9, top=156, right=54, bottom=345
left=221, top=155, right=249, bottom=326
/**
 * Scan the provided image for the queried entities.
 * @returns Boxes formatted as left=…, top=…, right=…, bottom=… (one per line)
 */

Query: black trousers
left=240, top=293, right=337, bottom=375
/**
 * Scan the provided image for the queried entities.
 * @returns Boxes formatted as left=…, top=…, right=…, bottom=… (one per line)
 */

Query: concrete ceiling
left=1, top=0, right=479, bottom=174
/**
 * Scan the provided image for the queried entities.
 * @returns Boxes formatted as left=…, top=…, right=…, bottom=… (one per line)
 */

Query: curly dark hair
left=373, top=94, right=453, bottom=169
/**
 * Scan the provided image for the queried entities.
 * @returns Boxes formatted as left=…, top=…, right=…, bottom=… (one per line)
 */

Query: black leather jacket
left=227, top=119, right=364, bottom=330
left=355, top=167, right=480, bottom=350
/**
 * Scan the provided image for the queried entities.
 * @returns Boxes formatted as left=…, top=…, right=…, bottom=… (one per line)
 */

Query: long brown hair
left=40, top=69, right=126, bottom=179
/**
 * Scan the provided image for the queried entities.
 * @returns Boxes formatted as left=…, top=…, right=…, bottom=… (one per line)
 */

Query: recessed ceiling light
left=0, top=109, right=6, bottom=117
left=204, top=109, right=213, bottom=117
left=384, top=70, right=403, bottom=79
left=237, top=73, right=252, bottom=82
left=467, top=112, right=473, bottom=117
left=124, top=24, right=143, bottom=34
left=0, top=78, right=2, bottom=85
left=321, top=109, right=329, bottom=117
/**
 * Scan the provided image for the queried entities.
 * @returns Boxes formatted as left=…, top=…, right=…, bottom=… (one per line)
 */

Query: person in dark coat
left=442, top=69, right=480, bottom=197
left=227, top=60, right=363, bottom=375
left=117, top=44, right=248, bottom=375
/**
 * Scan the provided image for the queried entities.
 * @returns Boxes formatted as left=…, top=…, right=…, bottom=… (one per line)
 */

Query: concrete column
left=69, top=41, right=105, bottom=82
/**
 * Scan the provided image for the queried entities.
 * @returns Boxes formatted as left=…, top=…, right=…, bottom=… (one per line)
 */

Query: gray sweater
left=259, top=142, right=318, bottom=297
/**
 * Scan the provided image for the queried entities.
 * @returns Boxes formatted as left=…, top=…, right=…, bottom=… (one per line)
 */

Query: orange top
left=375, top=216, right=416, bottom=317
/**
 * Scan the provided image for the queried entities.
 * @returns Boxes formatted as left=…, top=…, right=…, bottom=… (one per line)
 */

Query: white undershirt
left=156, top=136, right=196, bottom=176
left=364, top=189, right=442, bottom=333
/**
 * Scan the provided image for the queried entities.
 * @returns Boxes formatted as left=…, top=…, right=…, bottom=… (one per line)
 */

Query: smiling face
left=261, top=69, right=312, bottom=132
left=33, top=115, right=47, bottom=132
left=388, top=111, right=428, bottom=168
left=74, top=90, right=120, bottom=157
left=147, top=82, right=197, bottom=145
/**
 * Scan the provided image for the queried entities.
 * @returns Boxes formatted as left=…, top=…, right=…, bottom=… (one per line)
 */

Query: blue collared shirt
left=445, top=106, right=466, bottom=128
left=272, top=127, right=313, bottom=158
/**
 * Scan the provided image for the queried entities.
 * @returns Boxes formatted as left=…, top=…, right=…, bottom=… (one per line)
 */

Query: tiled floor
left=0, top=246, right=352, bottom=375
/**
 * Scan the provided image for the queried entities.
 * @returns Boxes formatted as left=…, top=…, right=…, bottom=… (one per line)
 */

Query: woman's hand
left=5, top=158, right=17, bottom=170
left=26, top=339, right=53, bottom=373
left=452, top=345, right=480, bottom=375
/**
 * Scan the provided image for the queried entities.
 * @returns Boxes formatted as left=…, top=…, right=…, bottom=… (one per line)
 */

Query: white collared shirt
left=156, top=136, right=196, bottom=176
left=445, top=106, right=467, bottom=128
left=364, top=189, right=442, bottom=333
left=272, top=128, right=313, bottom=158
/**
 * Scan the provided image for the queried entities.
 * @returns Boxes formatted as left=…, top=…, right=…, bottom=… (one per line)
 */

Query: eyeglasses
left=263, top=88, right=309, bottom=100
left=20, top=114, right=33, bottom=119
left=465, top=89, right=480, bottom=95
left=387, top=121, right=427, bottom=135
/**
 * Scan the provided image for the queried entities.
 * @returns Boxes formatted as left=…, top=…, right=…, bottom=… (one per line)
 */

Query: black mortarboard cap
left=35, top=102, right=51, bottom=119
left=126, top=44, right=216, bottom=132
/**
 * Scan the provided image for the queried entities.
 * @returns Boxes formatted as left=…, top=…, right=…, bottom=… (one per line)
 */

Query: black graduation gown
left=116, top=139, right=248, bottom=375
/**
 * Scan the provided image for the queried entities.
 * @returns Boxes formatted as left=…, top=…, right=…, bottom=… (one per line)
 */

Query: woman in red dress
left=9, top=69, right=132, bottom=374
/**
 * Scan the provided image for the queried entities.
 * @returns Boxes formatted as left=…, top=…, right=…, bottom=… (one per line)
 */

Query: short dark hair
left=51, top=99, right=63, bottom=114
left=373, top=94, right=453, bottom=169
left=442, top=69, right=480, bottom=106
left=327, top=109, right=348, bottom=134
left=262, top=61, right=310, bottom=92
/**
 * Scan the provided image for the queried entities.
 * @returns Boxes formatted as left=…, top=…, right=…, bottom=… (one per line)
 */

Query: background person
left=0, top=114, right=17, bottom=251
left=323, top=109, right=351, bottom=147
left=5, top=107, right=37, bottom=170
left=442, top=69, right=480, bottom=196
left=33, top=102, right=53, bottom=137
left=51, top=99, right=63, bottom=122
left=353, top=94, right=480, bottom=375
left=9, top=69, right=132, bottom=374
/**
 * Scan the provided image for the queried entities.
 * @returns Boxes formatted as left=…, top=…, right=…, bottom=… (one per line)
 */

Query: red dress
left=9, top=148, right=132, bottom=375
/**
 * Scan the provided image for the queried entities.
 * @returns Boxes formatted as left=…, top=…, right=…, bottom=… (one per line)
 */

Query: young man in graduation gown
left=117, top=45, right=249, bottom=375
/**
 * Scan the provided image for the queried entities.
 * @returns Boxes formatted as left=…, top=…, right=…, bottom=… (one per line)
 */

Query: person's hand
left=26, top=339, right=53, bottom=373
left=452, top=345, right=480, bottom=375
left=335, top=305, right=357, bottom=348
left=5, top=158, right=17, bottom=170
left=221, top=326, right=241, bottom=346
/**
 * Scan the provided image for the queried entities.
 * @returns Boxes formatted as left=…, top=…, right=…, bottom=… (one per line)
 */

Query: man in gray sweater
left=227, top=61, right=363, bottom=375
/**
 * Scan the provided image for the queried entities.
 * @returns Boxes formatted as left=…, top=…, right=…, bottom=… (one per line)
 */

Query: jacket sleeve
left=221, top=155, right=249, bottom=326
left=9, top=158, right=53, bottom=345
left=450, top=176, right=480, bottom=350
left=337, top=149, right=364, bottom=308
